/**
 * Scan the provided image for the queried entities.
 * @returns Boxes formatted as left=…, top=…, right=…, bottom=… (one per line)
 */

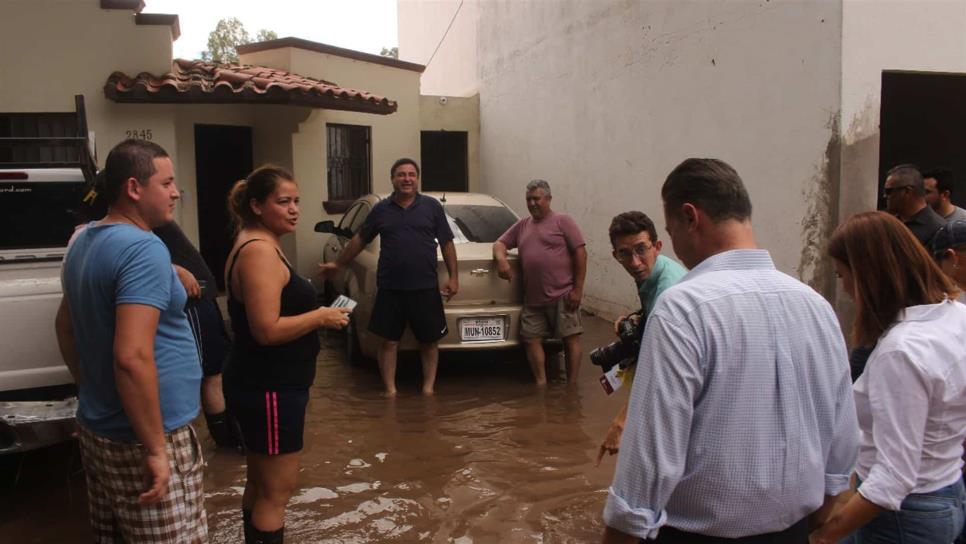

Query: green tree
left=380, top=47, right=398, bottom=59
left=201, top=18, right=278, bottom=63
left=256, top=29, right=278, bottom=42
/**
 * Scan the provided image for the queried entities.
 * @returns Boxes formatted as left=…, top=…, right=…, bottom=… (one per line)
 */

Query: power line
left=425, top=0, right=464, bottom=69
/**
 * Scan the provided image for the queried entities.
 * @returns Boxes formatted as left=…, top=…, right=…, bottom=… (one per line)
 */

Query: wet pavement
left=0, top=314, right=628, bottom=542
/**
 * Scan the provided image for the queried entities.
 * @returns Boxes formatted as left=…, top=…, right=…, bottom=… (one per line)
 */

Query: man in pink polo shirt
left=493, top=179, right=587, bottom=385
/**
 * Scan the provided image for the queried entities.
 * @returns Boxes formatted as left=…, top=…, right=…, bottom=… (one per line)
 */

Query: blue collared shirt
left=604, top=249, right=858, bottom=539
left=359, top=193, right=454, bottom=290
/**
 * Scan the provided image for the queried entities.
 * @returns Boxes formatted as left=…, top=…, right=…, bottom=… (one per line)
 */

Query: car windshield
left=443, top=204, right=518, bottom=243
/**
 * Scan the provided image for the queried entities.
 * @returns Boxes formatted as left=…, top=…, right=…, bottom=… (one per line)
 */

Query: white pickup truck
left=0, top=166, right=88, bottom=453
left=0, top=96, right=98, bottom=453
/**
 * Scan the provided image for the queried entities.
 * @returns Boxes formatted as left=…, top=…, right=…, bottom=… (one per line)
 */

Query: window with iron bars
left=326, top=124, right=371, bottom=213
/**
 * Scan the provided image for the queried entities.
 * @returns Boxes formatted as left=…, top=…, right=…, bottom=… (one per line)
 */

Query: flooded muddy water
left=1, top=314, right=629, bottom=543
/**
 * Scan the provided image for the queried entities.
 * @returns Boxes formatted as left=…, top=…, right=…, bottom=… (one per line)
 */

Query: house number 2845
left=125, top=129, right=153, bottom=140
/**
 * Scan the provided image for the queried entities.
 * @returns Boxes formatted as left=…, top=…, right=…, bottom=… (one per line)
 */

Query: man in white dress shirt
left=601, top=158, right=859, bottom=543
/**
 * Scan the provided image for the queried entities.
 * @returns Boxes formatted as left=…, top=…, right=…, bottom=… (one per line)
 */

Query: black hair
left=609, top=211, right=658, bottom=247
left=661, top=158, right=752, bottom=222
left=390, top=158, right=420, bottom=178
left=102, top=139, right=169, bottom=204
left=923, top=167, right=955, bottom=195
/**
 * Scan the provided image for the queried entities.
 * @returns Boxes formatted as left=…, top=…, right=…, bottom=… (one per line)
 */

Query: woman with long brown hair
left=223, top=165, right=350, bottom=544
left=810, top=211, right=966, bottom=544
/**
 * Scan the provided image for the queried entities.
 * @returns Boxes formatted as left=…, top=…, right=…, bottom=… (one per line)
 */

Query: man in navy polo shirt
left=320, top=158, right=458, bottom=397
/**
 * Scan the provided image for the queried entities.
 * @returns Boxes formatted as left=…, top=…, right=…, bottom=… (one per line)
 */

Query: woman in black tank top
left=223, top=166, right=350, bottom=544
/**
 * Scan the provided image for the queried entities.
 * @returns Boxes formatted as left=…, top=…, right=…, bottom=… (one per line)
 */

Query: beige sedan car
left=315, top=192, right=524, bottom=361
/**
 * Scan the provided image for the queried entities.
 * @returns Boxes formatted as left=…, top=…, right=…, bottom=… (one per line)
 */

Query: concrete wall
left=398, top=0, right=480, bottom=96
left=401, top=0, right=844, bottom=319
left=420, top=94, right=481, bottom=191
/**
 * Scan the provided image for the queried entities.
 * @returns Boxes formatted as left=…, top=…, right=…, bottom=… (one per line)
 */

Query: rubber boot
left=243, top=508, right=253, bottom=544
left=249, top=525, right=284, bottom=544
left=205, top=411, right=238, bottom=448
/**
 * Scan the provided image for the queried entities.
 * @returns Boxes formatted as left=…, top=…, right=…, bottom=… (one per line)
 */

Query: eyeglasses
left=615, top=243, right=654, bottom=263
left=882, top=185, right=913, bottom=197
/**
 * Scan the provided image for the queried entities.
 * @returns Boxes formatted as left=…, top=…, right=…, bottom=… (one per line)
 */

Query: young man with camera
left=595, top=211, right=686, bottom=465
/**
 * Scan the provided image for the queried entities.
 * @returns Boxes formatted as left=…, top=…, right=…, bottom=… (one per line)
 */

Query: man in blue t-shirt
left=55, top=139, right=206, bottom=541
left=595, top=211, right=687, bottom=466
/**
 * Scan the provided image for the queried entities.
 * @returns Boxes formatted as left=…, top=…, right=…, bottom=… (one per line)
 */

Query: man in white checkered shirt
left=601, top=158, right=859, bottom=544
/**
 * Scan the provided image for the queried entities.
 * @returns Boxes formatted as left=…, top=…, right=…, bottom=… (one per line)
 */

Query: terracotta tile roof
left=104, top=59, right=397, bottom=114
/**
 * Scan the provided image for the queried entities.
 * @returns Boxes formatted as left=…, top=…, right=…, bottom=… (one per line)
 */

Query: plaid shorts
left=78, top=424, right=207, bottom=544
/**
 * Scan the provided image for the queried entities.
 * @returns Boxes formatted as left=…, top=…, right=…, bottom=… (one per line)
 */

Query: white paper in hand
left=331, top=295, right=357, bottom=312
left=599, top=366, right=623, bottom=395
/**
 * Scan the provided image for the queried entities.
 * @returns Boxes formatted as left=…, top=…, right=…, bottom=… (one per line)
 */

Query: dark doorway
left=879, top=71, right=966, bottom=208
left=195, top=124, right=253, bottom=291
left=421, top=131, right=468, bottom=192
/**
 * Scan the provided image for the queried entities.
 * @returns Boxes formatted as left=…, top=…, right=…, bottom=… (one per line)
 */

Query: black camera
left=590, top=314, right=644, bottom=372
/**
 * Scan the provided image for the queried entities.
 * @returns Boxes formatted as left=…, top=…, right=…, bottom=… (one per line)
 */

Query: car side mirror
left=314, top=220, right=336, bottom=233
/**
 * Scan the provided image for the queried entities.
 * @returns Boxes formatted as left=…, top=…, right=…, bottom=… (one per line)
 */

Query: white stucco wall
left=398, top=0, right=480, bottom=96
left=405, top=0, right=844, bottom=319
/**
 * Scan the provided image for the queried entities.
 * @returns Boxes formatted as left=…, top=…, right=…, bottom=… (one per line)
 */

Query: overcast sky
left=143, top=0, right=398, bottom=60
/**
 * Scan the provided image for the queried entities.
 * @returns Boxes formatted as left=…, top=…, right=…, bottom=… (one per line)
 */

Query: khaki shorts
left=520, top=295, right=583, bottom=339
left=78, top=424, right=207, bottom=544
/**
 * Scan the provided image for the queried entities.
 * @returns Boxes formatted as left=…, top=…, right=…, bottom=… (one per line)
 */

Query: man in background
left=319, top=158, right=458, bottom=397
left=923, top=167, right=966, bottom=222
left=884, top=164, right=945, bottom=246
left=493, top=179, right=587, bottom=385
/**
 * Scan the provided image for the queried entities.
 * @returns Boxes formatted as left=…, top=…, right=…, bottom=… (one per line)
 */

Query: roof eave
left=103, top=81, right=397, bottom=115
left=238, top=37, right=425, bottom=73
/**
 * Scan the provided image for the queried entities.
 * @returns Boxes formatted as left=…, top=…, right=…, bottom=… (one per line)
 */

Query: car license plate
left=459, top=317, right=504, bottom=343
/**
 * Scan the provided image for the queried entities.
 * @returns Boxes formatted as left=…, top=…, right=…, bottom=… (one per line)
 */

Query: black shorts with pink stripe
left=223, top=384, right=309, bottom=455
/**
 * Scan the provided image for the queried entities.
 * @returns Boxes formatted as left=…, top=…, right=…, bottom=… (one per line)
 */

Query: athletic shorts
left=185, top=297, right=230, bottom=377
left=77, top=424, right=207, bottom=544
left=520, top=294, right=583, bottom=339
left=368, top=288, right=448, bottom=343
left=223, top=384, right=309, bottom=455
